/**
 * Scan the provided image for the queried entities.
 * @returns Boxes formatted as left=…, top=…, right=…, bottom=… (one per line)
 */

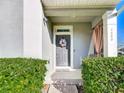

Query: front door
left=56, top=35, right=71, bottom=67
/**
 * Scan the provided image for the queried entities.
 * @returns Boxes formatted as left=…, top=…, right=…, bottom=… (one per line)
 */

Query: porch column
left=23, top=0, right=44, bottom=58
left=102, top=10, right=118, bottom=57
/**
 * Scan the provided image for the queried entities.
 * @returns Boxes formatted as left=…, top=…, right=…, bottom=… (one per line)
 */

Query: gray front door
left=56, top=35, right=70, bottom=66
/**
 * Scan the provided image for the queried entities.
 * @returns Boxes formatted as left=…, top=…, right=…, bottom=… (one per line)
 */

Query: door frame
left=53, top=25, right=73, bottom=69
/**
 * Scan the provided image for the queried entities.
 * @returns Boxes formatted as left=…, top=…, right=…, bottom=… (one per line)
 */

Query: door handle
left=73, top=49, right=76, bottom=52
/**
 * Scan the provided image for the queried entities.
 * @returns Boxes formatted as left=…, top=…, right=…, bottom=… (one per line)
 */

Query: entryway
left=56, top=35, right=71, bottom=67
left=54, top=26, right=73, bottom=69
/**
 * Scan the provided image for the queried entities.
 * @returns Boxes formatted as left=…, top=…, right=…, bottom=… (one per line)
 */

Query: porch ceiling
left=42, top=0, right=120, bottom=23
left=42, top=0, right=120, bottom=9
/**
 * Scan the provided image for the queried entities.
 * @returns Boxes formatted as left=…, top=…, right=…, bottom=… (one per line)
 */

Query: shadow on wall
left=43, top=18, right=53, bottom=44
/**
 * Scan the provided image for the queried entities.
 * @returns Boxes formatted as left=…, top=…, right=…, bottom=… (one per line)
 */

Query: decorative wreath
left=59, top=38, right=67, bottom=47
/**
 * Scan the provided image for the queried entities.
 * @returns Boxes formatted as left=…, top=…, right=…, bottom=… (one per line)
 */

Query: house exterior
left=0, top=0, right=121, bottom=83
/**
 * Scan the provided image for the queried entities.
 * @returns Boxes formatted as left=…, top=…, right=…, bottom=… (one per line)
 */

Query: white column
left=23, top=0, right=44, bottom=58
left=102, top=10, right=117, bottom=57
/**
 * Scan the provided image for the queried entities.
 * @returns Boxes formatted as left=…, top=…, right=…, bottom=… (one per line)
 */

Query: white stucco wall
left=23, top=0, right=53, bottom=83
left=0, top=0, right=23, bottom=57
left=23, top=0, right=43, bottom=58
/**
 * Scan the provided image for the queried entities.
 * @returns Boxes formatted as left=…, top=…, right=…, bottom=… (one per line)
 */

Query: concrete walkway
left=42, top=84, right=83, bottom=93
left=48, top=84, right=78, bottom=93
left=43, top=69, right=83, bottom=93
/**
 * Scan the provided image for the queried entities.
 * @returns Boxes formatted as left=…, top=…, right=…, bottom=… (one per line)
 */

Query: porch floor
left=51, top=69, right=82, bottom=85
left=52, top=69, right=82, bottom=79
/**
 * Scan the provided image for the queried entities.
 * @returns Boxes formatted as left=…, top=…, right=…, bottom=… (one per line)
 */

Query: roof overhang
left=41, top=0, right=120, bottom=23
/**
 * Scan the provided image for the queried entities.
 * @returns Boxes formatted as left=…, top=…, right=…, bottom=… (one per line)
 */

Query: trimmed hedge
left=0, top=58, right=47, bottom=93
left=82, top=57, right=124, bottom=93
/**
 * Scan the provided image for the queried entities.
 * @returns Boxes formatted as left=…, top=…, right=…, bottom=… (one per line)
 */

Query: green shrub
left=0, top=58, right=47, bottom=93
left=82, top=57, right=124, bottom=93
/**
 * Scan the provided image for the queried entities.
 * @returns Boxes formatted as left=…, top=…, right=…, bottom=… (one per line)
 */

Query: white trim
left=53, top=25, right=73, bottom=69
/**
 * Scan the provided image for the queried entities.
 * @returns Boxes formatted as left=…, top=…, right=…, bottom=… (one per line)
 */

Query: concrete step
left=51, top=79, right=82, bottom=85
left=51, top=70, right=82, bottom=80
left=48, top=84, right=78, bottom=93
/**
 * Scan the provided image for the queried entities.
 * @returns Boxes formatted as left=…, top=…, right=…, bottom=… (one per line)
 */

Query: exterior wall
left=73, top=23, right=91, bottom=68
left=42, top=20, right=54, bottom=83
left=23, top=0, right=43, bottom=58
left=42, top=21, right=53, bottom=63
left=0, top=0, right=23, bottom=57
left=0, top=0, right=45, bottom=58
left=102, top=10, right=117, bottom=57
left=88, top=34, right=94, bottom=56
left=23, top=0, right=53, bottom=83
left=54, top=23, right=92, bottom=69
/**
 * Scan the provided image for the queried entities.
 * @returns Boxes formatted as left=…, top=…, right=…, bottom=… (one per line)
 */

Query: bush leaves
left=82, top=57, right=124, bottom=93
left=0, top=58, right=47, bottom=93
